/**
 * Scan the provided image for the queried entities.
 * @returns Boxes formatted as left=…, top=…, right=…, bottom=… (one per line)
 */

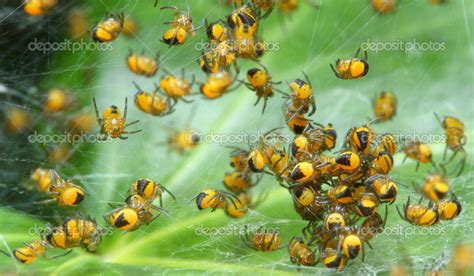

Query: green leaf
left=1, top=0, right=473, bottom=274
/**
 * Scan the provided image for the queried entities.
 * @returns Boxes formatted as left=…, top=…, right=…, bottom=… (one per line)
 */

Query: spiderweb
left=0, top=0, right=473, bottom=274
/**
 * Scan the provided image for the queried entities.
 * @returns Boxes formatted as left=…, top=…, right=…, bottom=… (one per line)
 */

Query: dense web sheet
left=0, top=0, right=473, bottom=274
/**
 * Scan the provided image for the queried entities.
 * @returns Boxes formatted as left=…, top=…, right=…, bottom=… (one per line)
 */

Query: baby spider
left=401, top=141, right=436, bottom=171
left=241, top=225, right=282, bottom=252
left=280, top=71, right=317, bottom=120
left=28, top=169, right=85, bottom=207
left=126, top=50, right=160, bottom=77
left=159, top=68, right=195, bottom=103
left=23, top=0, right=57, bottom=16
left=242, top=63, right=283, bottom=114
left=160, top=5, right=203, bottom=46
left=92, top=13, right=124, bottom=43
left=0, top=240, right=71, bottom=264
left=288, top=236, right=318, bottom=268
left=193, top=189, right=240, bottom=212
left=93, top=97, right=142, bottom=139
left=106, top=194, right=167, bottom=233
left=133, top=82, right=177, bottom=117
left=434, top=113, right=467, bottom=176
left=373, top=91, right=397, bottom=121
left=371, top=0, right=396, bottom=14
left=330, top=48, right=369, bottom=80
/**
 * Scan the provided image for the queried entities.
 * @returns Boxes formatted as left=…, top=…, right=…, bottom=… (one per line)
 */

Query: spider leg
left=45, top=250, right=73, bottom=260
left=308, top=99, right=317, bottom=117
left=123, top=97, right=128, bottom=121
left=330, top=64, right=339, bottom=78
left=123, top=129, right=142, bottom=134
left=354, top=48, right=361, bottom=58
left=92, top=97, right=102, bottom=126
left=444, top=149, right=459, bottom=165
left=395, top=205, right=405, bottom=221
left=285, top=105, right=305, bottom=123
left=191, top=19, right=205, bottom=32
left=254, top=96, right=262, bottom=106
left=181, top=97, right=193, bottom=103
left=160, top=6, right=178, bottom=11
left=0, top=250, right=11, bottom=258
left=125, top=120, right=140, bottom=127
left=451, top=148, right=467, bottom=177
left=302, top=71, right=312, bottom=87
left=261, top=98, right=268, bottom=114
left=31, top=199, right=57, bottom=205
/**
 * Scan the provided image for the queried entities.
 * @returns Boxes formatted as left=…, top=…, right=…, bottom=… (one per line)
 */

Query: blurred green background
left=0, top=0, right=473, bottom=274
